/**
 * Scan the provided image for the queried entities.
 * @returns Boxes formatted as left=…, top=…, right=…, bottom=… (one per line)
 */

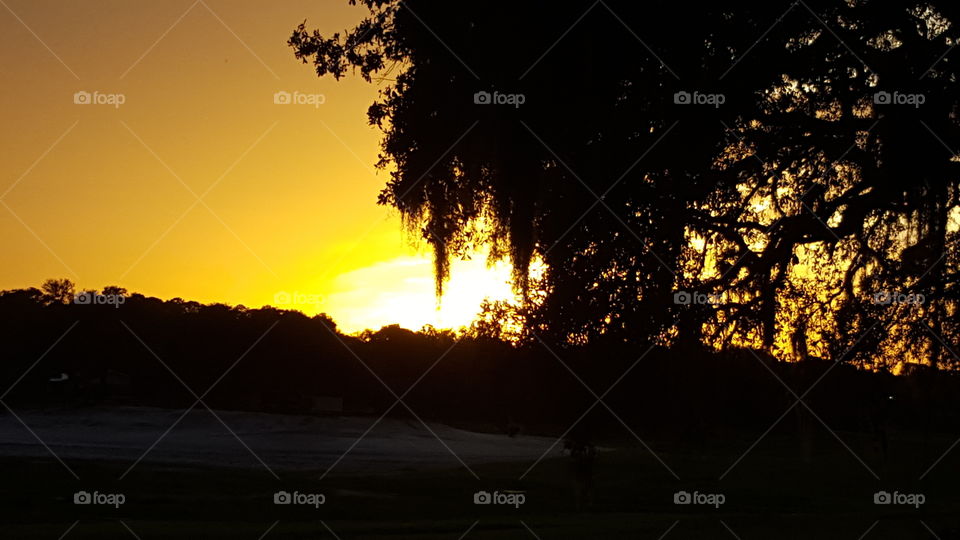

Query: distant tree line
left=2, top=280, right=958, bottom=443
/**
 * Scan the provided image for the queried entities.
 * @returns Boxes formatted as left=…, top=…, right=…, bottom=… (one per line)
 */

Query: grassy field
left=2, top=428, right=958, bottom=539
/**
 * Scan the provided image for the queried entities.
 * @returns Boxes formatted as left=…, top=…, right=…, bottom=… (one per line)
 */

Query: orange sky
left=0, top=0, right=514, bottom=333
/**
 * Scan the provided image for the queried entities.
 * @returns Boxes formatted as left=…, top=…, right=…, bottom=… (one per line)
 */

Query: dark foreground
left=1, top=426, right=958, bottom=539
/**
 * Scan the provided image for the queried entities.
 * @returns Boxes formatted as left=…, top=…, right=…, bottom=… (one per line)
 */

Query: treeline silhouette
left=291, top=0, right=960, bottom=369
left=2, top=281, right=958, bottom=442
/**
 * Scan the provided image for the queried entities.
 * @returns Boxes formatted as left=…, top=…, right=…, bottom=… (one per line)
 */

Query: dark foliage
left=290, top=1, right=960, bottom=368
left=3, top=282, right=958, bottom=440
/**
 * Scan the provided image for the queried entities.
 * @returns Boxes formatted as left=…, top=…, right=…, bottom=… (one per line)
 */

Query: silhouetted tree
left=291, top=1, right=959, bottom=366
left=40, top=278, right=75, bottom=305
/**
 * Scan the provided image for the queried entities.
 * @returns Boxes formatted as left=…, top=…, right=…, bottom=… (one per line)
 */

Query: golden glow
left=323, top=252, right=516, bottom=334
left=0, top=0, right=514, bottom=333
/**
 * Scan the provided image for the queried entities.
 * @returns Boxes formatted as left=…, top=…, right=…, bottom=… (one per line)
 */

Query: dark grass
left=1, top=428, right=958, bottom=538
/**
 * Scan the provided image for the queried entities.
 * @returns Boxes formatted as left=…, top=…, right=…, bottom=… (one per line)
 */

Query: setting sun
left=0, top=0, right=514, bottom=334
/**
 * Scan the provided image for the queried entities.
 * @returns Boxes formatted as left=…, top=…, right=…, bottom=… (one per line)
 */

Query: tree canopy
left=290, top=0, right=960, bottom=369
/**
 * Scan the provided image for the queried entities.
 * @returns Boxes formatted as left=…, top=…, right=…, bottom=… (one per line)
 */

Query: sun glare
left=315, top=252, right=516, bottom=334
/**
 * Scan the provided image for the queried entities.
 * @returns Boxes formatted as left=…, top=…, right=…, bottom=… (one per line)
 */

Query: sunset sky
left=0, top=0, right=514, bottom=333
